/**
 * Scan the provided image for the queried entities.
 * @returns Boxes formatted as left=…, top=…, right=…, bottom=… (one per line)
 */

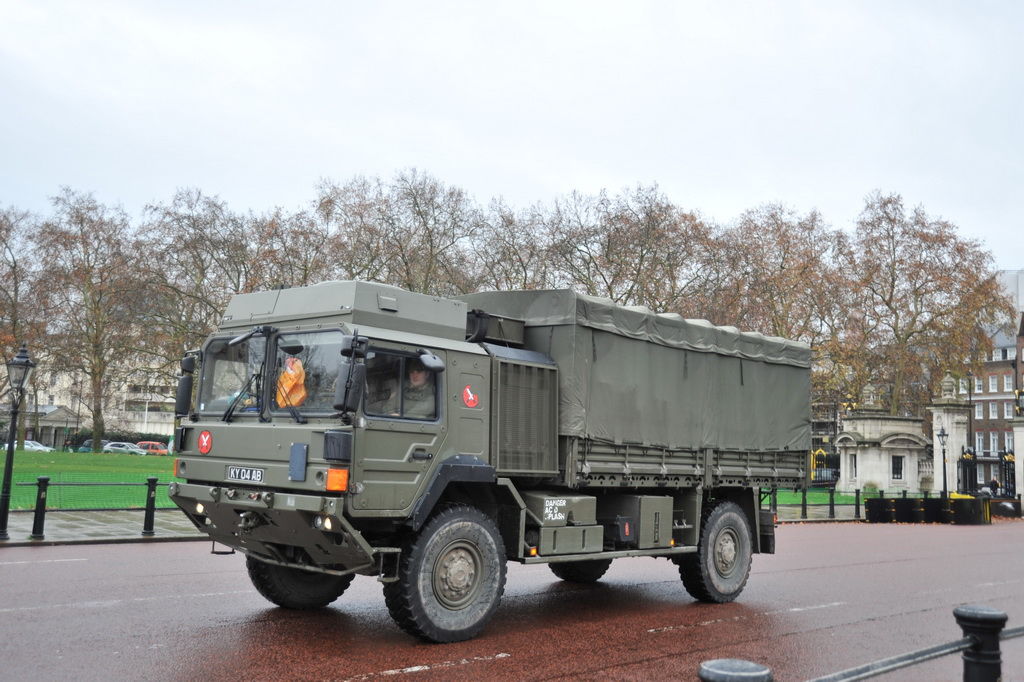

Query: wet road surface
left=2, top=520, right=1022, bottom=681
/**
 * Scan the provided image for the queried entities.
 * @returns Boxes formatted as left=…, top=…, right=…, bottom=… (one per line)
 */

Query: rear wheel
left=549, top=558, right=613, bottom=583
left=383, top=505, right=507, bottom=643
left=246, top=556, right=354, bottom=609
left=678, top=501, right=752, bottom=602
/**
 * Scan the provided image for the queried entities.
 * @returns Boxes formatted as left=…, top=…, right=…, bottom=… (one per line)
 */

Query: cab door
left=348, top=343, right=448, bottom=516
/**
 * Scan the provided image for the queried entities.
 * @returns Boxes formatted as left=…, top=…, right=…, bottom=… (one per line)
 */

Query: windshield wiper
left=228, top=324, right=277, bottom=347
left=222, top=368, right=262, bottom=423
left=283, top=403, right=307, bottom=424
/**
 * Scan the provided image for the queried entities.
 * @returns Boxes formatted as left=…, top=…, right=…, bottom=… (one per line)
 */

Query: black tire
left=246, top=555, right=354, bottom=609
left=678, top=501, right=752, bottom=603
left=383, top=505, right=507, bottom=643
left=549, top=559, right=613, bottom=583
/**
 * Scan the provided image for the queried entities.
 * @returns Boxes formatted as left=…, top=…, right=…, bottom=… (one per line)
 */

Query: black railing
left=761, top=487, right=1022, bottom=522
left=17, top=476, right=166, bottom=539
left=699, top=605, right=1022, bottom=681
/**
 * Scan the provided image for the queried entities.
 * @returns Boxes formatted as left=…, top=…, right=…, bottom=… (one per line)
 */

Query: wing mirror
left=175, top=352, right=197, bottom=418
left=417, top=349, right=445, bottom=373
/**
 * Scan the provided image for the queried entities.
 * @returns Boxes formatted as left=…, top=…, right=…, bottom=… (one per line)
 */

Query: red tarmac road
left=1, top=521, right=1023, bottom=681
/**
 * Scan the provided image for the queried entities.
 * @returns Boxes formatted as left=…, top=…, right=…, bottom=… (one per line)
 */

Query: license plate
left=226, top=466, right=265, bottom=483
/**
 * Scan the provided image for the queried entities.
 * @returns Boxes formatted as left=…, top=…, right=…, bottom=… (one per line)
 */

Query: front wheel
left=246, top=556, right=354, bottom=609
left=678, top=501, right=752, bottom=603
left=383, top=505, right=507, bottom=643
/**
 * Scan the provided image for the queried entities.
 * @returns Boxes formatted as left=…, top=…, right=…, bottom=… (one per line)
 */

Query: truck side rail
left=568, top=437, right=806, bottom=489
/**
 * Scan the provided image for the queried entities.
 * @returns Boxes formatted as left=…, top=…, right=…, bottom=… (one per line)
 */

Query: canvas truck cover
left=459, top=290, right=811, bottom=453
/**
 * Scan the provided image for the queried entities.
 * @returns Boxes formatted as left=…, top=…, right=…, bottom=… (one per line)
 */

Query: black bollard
left=923, top=490, right=930, bottom=499
left=902, top=489, right=908, bottom=498
left=953, top=604, right=1007, bottom=681
left=879, top=489, right=884, bottom=499
left=828, top=487, right=835, bottom=519
left=30, top=476, right=49, bottom=540
left=142, top=477, right=158, bottom=537
left=698, top=659, right=772, bottom=682
left=801, top=487, right=808, bottom=519
left=854, top=489, right=861, bottom=519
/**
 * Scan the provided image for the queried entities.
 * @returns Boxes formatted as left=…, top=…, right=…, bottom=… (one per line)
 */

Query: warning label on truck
left=544, top=498, right=567, bottom=522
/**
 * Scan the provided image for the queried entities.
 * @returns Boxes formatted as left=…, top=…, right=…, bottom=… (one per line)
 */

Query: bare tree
left=546, top=185, right=722, bottom=316
left=33, top=189, right=149, bottom=448
left=316, top=170, right=482, bottom=295
left=469, top=199, right=554, bottom=291
left=842, top=191, right=1013, bottom=415
left=719, top=204, right=847, bottom=343
left=0, top=207, right=40, bottom=381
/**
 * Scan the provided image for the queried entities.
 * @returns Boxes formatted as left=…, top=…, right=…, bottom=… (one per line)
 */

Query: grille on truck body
left=493, top=360, right=558, bottom=474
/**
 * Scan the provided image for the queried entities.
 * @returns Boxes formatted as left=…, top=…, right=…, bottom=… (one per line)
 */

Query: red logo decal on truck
left=198, top=430, right=213, bottom=454
left=462, top=385, right=479, bottom=408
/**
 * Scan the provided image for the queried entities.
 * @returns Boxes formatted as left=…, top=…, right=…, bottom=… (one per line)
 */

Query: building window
left=994, top=348, right=1002, bottom=361
left=1005, top=375, right=1014, bottom=392
left=1006, top=402, right=1014, bottom=419
left=990, top=432, right=1000, bottom=453
left=976, top=403, right=984, bottom=420
left=959, top=379, right=967, bottom=394
left=1009, top=348, right=1017, bottom=360
left=891, top=455, right=904, bottom=480
left=975, top=377, right=984, bottom=393
left=989, top=375, right=998, bottom=392
left=850, top=453, right=857, bottom=479
left=47, top=394, right=55, bottom=405
left=990, top=402, right=999, bottom=419
left=1008, top=432, right=1015, bottom=452
left=976, top=432, right=985, bottom=453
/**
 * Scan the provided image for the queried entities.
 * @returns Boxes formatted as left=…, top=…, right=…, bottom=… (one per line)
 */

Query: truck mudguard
left=407, top=454, right=497, bottom=531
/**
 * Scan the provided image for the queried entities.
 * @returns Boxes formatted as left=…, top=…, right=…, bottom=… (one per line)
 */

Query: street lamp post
left=966, top=370, right=974, bottom=454
left=0, top=343, right=37, bottom=541
left=937, top=426, right=949, bottom=499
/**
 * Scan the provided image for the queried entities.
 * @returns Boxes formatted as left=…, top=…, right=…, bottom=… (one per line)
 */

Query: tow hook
left=238, top=511, right=263, bottom=533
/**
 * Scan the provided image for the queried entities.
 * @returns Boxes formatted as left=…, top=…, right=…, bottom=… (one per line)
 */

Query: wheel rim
left=713, top=528, right=739, bottom=577
left=433, top=539, right=483, bottom=610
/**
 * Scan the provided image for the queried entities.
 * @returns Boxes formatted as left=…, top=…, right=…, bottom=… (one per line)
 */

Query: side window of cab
left=364, top=351, right=437, bottom=420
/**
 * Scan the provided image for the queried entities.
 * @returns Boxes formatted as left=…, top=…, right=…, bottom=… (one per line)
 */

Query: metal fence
left=10, top=471, right=177, bottom=510
left=759, top=487, right=1022, bottom=522
left=16, top=476, right=168, bottom=539
left=699, top=605, right=1022, bottom=681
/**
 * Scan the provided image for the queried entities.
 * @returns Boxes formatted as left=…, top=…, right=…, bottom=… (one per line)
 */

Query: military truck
left=168, top=281, right=809, bottom=642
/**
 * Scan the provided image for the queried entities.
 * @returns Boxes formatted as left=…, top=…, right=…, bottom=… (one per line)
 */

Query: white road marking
left=647, top=601, right=847, bottom=633
left=773, top=601, right=847, bottom=613
left=0, top=589, right=254, bottom=613
left=975, top=579, right=1022, bottom=588
left=0, top=558, right=88, bottom=566
left=343, top=653, right=512, bottom=681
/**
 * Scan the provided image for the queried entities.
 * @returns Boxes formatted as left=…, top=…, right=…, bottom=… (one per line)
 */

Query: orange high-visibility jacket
left=276, top=357, right=308, bottom=407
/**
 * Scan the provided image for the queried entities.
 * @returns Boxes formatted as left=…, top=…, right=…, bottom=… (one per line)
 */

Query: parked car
left=103, top=442, right=147, bottom=455
left=136, top=441, right=168, bottom=456
left=1, top=440, right=56, bottom=452
left=76, top=439, right=111, bottom=452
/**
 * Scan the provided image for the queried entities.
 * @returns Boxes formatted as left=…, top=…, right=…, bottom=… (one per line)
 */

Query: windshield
left=197, top=336, right=268, bottom=414
left=271, top=330, right=345, bottom=414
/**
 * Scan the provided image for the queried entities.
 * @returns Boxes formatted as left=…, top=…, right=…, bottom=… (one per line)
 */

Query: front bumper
left=168, top=480, right=380, bottom=575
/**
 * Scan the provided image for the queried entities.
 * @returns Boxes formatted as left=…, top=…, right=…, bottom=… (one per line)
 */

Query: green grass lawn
left=0, top=450, right=177, bottom=510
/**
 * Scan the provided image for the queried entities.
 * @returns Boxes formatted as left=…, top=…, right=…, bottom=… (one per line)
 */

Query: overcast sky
left=2, top=1, right=1021, bottom=270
